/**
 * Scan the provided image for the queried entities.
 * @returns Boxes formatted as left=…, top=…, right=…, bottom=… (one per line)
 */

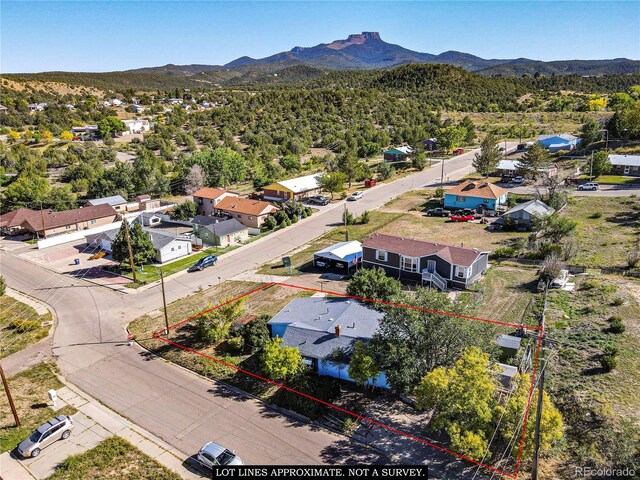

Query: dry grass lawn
left=0, top=363, right=76, bottom=453
left=0, top=296, right=51, bottom=360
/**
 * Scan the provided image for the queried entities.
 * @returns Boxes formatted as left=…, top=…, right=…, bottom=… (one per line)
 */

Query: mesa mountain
left=129, top=32, right=640, bottom=77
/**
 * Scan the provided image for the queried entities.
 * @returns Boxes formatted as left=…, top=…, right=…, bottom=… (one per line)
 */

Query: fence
left=36, top=221, right=123, bottom=249
left=496, top=257, right=640, bottom=277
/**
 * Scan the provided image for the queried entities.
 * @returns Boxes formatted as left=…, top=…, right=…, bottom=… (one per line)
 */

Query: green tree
left=370, top=289, right=491, bottom=394
left=579, top=117, right=601, bottom=147
left=588, top=150, right=612, bottom=178
left=196, top=297, right=246, bottom=344
left=111, top=222, right=156, bottom=266
left=438, top=125, right=466, bottom=153
left=538, top=214, right=577, bottom=243
left=348, top=341, right=380, bottom=389
left=236, top=315, right=271, bottom=353
left=519, top=142, right=548, bottom=179
left=414, top=347, right=497, bottom=460
left=97, top=116, right=125, bottom=138
left=43, top=185, right=77, bottom=211
left=411, top=150, right=427, bottom=171
left=473, top=133, right=501, bottom=178
left=319, top=171, right=346, bottom=198
left=608, top=92, right=634, bottom=111
left=0, top=276, right=6, bottom=296
left=170, top=200, right=197, bottom=221
left=346, top=267, right=402, bottom=303
left=3, top=174, right=49, bottom=209
left=459, top=116, right=476, bottom=144
left=498, top=373, right=563, bottom=458
left=261, top=338, right=302, bottom=381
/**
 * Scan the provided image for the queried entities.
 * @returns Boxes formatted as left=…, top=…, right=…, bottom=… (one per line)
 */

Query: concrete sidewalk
left=0, top=379, right=203, bottom=480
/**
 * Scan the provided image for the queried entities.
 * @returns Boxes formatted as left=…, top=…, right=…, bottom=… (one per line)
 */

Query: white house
left=121, top=119, right=151, bottom=135
left=86, top=226, right=192, bottom=264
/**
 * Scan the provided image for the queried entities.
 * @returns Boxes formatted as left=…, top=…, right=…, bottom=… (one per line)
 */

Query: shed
left=313, top=241, right=362, bottom=272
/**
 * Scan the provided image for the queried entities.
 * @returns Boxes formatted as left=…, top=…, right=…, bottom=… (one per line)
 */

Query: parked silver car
left=17, top=415, right=74, bottom=458
left=197, top=441, right=244, bottom=469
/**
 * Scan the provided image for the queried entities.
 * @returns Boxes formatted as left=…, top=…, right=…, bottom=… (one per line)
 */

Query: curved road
left=1, top=146, right=516, bottom=473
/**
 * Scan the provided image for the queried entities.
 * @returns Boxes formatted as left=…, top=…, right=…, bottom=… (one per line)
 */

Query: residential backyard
left=561, top=196, right=640, bottom=268
left=46, top=436, right=181, bottom=480
left=0, top=363, right=76, bottom=454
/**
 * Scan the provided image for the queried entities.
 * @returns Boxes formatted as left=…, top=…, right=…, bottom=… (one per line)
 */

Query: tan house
left=192, top=188, right=239, bottom=217
left=214, top=197, right=278, bottom=233
left=23, top=204, right=119, bottom=237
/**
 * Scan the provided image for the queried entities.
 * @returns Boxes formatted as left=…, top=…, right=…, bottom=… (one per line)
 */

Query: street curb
left=126, top=328, right=390, bottom=460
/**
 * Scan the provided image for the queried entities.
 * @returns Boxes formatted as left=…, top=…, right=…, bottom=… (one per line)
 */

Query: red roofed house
left=27, top=204, right=119, bottom=237
left=361, top=233, right=489, bottom=290
left=192, top=188, right=239, bottom=217
left=0, top=208, right=46, bottom=236
left=213, top=197, right=278, bottom=233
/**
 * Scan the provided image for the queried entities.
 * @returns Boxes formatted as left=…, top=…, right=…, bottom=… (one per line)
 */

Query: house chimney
left=335, top=325, right=342, bottom=337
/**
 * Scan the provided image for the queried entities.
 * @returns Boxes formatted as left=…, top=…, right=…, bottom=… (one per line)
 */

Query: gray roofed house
left=493, top=199, right=554, bottom=230
left=86, top=224, right=192, bottom=264
left=608, top=154, right=640, bottom=176
left=192, top=217, right=248, bottom=247
left=85, top=195, right=128, bottom=213
left=268, top=297, right=389, bottom=388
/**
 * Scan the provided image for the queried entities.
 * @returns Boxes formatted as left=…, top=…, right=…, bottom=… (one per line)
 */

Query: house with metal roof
left=361, top=233, right=489, bottom=290
left=537, top=134, right=580, bottom=152
left=86, top=224, right=192, bottom=264
left=85, top=195, right=129, bottom=213
left=192, top=217, right=249, bottom=247
left=608, top=154, right=640, bottom=176
left=496, top=160, right=558, bottom=178
left=383, top=146, right=412, bottom=162
left=444, top=180, right=509, bottom=211
left=313, top=241, right=362, bottom=272
left=268, top=297, right=389, bottom=388
left=262, top=174, right=322, bottom=202
left=493, top=199, right=554, bottom=230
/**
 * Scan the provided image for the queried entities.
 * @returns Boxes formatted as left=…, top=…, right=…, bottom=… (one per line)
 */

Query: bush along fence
left=495, top=257, right=640, bottom=278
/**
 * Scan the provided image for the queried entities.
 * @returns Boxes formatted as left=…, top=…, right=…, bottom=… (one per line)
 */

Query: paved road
left=509, top=183, right=640, bottom=196
left=0, top=145, right=516, bottom=472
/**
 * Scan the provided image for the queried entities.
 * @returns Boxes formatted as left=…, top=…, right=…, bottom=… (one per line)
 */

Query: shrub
left=10, top=318, right=41, bottom=333
left=626, top=247, right=640, bottom=268
left=609, top=318, right=625, bottom=334
left=342, top=209, right=355, bottom=225
left=262, top=215, right=277, bottom=230
left=435, top=186, right=445, bottom=198
left=305, top=207, right=313, bottom=216
left=359, top=210, right=371, bottom=224
left=237, top=316, right=270, bottom=353
left=600, top=354, right=617, bottom=372
left=589, top=211, right=602, bottom=219
left=539, top=254, right=565, bottom=282
left=603, top=344, right=619, bottom=357
left=227, top=336, right=245, bottom=352
left=492, top=246, right=517, bottom=259
left=0, top=276, right=5, bottom=296
left=580, top=279, right=600, bottom=290
left=538, top=242, right=563, bottom=259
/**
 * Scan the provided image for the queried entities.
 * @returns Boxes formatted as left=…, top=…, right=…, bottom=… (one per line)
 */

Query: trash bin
left=74, top=258, right=80, bottom=265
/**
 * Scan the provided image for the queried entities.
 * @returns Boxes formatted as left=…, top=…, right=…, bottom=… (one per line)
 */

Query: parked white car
left=578, top=182, right=599, bottom=191
left=197, top=442, right=244, bottom=469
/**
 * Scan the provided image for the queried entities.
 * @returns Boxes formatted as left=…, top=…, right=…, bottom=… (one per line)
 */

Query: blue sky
left=1, top=1, right=639, bottom=73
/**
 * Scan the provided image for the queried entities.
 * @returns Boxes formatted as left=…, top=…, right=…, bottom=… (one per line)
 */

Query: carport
left=313, top=241, right=362, bottom=273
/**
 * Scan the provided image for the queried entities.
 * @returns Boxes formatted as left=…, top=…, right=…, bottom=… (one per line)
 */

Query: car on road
left=450, top=214, right=475, bottom=222
left=513, top=176, right=524, bottom=184
left=578, top=182, right=599, bottom=191
left=18, top=415, right=74, bottom=458
left=188, top=255, right=218, bottom=272
left=347, top=191, right=364, bottom=201
left=197, top=441, right=244, bottom=469
left=426, top=207, right=451, bottom=217
left=308, top=196, right=330, bottom=206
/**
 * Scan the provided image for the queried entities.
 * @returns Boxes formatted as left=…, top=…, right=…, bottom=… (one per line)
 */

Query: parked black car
left=188, top=255, right=218, bottom=272
left=426, top=207, right=451, bottom=217
left=308, top=196, right=330, bottom=206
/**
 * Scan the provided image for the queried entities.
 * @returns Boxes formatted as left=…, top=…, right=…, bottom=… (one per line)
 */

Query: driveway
left=0, top=144, right=515, bottom=474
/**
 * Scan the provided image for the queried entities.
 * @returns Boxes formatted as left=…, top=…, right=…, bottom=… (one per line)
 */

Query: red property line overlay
left=152, top=282, right=542, bottom=478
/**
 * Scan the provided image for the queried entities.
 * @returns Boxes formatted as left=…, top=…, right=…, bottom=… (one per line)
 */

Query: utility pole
left=590, top=152, right=594, bottom=182
left=343, top=204, right=349, bottom=242
left=123, top=219, right=137, bottom=283
left=440, top=157, right=445, bottom=188
left=0, top=363, right=20, bottom=427
left=159, top=268, right=169, bottom=337
left=40, top=202, right=47, bottom=240
left=532, top=282, right=550, bottom=480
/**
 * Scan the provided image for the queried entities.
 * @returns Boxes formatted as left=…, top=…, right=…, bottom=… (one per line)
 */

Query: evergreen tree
left=473, top=133, right=501, bottom=177
left=111, top=222, right=156, bottom=266
left=519, top=142, right=548, bottom=179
